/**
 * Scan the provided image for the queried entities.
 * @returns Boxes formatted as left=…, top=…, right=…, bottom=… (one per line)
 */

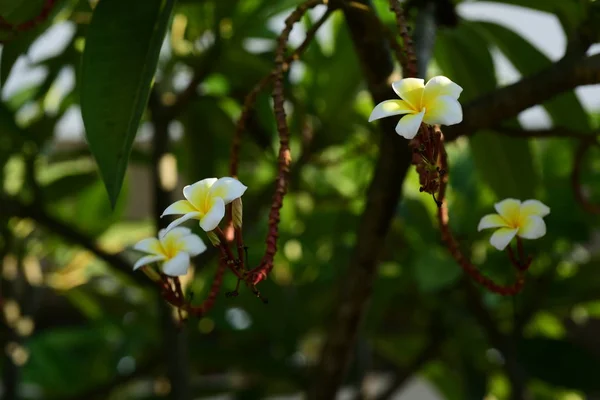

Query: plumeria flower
left=368, top=76, right=463, bottom=139
left=133, top=227, right=207, bottom=276
left=477, top=199, right=550, bottom=251
left=161, top=177, right=247, bottom=233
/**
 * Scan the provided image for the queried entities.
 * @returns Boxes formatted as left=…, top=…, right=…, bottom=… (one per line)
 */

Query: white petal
left=422, top=95, right=463, bottom=126
left=395, top=110, right=425, bottom=139
left=494, top=198, right=521, bottom=221
left=518, top=215, right=546, bottom=239
left=520, top=199, right=550, bottom=218
left=392, top=78, right=425, bottom=109
left=183, top=178, right=217, bottom=210
left=162, top=251, right=190, bottom=277
left=209, top=177, right=248, bottom=204
left=423, top=76, right=463, bottom=103
left=368, top=100, right=414, bottom=122
left=477, top=214, right=509, bottom=231
left=180, top=234, right=207, bottom=256
left=133, top=237, right=162, bottom=255
left=199, top=197, right=225, bottom=231
left=161, top=212, right=202, bottom=237
left=133, top=255, right=165, bottom=270
left=489, top=228, right=518, bottom=251
left=161, top=200, right=197, bottom=216
left=161, top=227, right=192, bottom=241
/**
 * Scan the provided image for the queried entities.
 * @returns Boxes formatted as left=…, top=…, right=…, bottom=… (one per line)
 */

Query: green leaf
left=80, top=0, right=175, bottom=207
left=470, top=131, right=537, bottom=199
left=413, top=246, right=462, bottom=292
left=518, top=337, right=600, bottom=391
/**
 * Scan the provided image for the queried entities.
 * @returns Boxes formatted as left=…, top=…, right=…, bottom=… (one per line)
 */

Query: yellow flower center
left=502, top=209, right=526, bottom=230
left=161, top=236, right=184, bottom=259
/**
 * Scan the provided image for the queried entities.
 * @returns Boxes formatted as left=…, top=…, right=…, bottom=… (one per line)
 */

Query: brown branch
left=308, top=0, right=415, bottom=397
left=388, top=0, right=417, bottom=77
left=444, top=53, right=600, bottom=142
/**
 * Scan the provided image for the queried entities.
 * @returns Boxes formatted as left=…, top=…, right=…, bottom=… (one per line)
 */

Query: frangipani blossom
left=369, top=76, right=463, bottom=139
left=478, top=199, right=550, bottom=251
left=161, top=177, right=247, bottom=233
left=133, top=227, right=207, bottom=276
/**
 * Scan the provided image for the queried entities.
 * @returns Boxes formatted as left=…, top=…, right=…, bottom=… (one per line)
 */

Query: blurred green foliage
left=0, top=0, right=599, bottom=399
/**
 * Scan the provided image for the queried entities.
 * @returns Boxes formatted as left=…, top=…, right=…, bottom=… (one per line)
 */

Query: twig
left=229, top=5, right=333, bottom=178
left=436, top=129, right=526, bottom=295
left=246, top=0, right=327, bottom=286
left=388, top=0, right=417, bottom=77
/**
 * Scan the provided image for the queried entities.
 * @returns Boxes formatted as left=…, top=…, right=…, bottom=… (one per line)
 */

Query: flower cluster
left=133, top=177, right=247, bottom=277
left=370, top=75, right=551, bottom=294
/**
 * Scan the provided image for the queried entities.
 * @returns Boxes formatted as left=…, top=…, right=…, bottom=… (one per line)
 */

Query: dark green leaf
left=0, top=0, right=43, bottom=23
left=413, top=246, right=462, bottom=292
left=470, top=131, right=537, bottom=199
left=518, top=337, right=600, bottom=391
left=80, top=0, right=175, bottom=207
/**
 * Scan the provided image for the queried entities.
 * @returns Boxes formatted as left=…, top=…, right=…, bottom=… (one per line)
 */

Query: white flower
left=133, top=227, right=207, bottom=276
left=161, top=177, right=247, bottom=233
left=369, top=76, right=463, bottom=139
left=477, top=198, right=550, bottom=251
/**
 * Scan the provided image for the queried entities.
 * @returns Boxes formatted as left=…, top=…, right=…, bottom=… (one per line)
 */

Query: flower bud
left=206, top=231, right=221, bottom=247
left=232, top=197, right=243, bottom=229
left=140, top=265, right=161, bottom=282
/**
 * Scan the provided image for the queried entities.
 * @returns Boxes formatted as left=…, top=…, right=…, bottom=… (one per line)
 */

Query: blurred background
left=1, top=0, right=600, bottom=399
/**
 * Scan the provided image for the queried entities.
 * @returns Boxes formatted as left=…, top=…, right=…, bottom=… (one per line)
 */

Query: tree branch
left=0, top=195, right=149, bottom=286
left=491, top=126, right=597, bottom=141
left=309, top=1, right=415, bottom=398
left=444, top=53, right=600, bottom=142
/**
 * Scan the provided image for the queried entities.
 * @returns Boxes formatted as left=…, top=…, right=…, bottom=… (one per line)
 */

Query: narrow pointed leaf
left=80, top=0, right=174, bottom=207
